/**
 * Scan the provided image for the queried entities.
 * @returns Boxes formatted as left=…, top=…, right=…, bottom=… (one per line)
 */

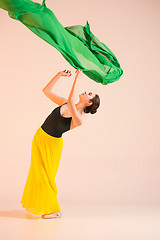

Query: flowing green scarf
left=0, top=0, right=123, bottom=84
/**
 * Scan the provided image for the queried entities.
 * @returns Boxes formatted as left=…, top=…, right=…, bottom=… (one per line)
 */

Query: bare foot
left=42, top=212, right=62, bottom=219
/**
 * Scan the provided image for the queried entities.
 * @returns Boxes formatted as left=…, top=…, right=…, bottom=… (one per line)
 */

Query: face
left=79, top=91, right=96, bottom=105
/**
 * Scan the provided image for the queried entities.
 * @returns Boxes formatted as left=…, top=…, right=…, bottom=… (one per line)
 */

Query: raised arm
left=67, top=70, right=83, bottom=126
left=42, top=70, right=71, bottom=105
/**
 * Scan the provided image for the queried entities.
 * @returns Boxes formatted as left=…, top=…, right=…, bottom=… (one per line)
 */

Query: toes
left=42, top=212, right=62, bottom=219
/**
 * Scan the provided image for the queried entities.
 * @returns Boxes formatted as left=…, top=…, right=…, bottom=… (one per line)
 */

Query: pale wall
left=0, top=0, right=159, bottom=206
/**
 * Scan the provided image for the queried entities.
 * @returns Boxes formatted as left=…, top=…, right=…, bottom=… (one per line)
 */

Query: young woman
left=20, top=69, right=100, bottom=219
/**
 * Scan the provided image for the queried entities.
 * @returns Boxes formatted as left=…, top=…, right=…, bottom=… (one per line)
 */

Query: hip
left=32, top=126, right=63, bottom=146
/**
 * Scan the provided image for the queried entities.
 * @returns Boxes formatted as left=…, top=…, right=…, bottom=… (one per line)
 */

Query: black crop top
left=41, top=102, right=72, bottom=138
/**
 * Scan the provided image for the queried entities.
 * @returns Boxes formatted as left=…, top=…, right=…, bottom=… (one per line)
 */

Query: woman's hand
left=75, top=69, right=82, bottom=77
left=60, top=69, right=72, bottom=77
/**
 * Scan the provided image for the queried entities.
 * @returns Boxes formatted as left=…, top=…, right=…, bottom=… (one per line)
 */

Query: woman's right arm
left=67, top=70, right=83, bottom=126
left=42, top=71, right=68, bottom=106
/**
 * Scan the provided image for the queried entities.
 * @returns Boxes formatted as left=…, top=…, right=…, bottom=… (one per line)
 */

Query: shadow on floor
left=0, top=210, right=42, bottom=220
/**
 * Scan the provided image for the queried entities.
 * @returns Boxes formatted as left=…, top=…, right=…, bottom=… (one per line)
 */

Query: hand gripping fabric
left=0, top=0, right=123, bottom=85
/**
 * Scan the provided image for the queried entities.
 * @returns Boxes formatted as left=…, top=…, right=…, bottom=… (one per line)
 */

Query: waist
left=39, top=126, right=63, bottom=139
left=41, top=119, right=71, bottom=137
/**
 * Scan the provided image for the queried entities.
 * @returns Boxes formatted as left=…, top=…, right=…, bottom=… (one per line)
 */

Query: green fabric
left=0, top=0, right=123, bottom=85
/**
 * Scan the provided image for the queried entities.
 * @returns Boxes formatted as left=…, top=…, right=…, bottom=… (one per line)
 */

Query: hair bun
left=90, top=109, right=97, bottom=114
left=83, top=94, right=100, bottom=115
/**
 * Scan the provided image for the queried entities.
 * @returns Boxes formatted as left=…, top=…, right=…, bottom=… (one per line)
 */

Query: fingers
left=63, top=69, right=72, bottom=76
left=62, top=69, right=82, bottom=77
left=75, top=69, right=82, bottom=74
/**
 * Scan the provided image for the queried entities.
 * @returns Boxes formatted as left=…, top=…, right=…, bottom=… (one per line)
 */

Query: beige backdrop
left=0, top=0, right=159, bottom=207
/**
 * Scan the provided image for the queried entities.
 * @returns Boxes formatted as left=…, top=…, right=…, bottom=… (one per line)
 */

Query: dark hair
left=84, top=94, right=100, bottom=114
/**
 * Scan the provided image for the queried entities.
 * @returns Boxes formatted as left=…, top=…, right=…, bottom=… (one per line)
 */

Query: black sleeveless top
left=41, top=102, right=72, bottom=138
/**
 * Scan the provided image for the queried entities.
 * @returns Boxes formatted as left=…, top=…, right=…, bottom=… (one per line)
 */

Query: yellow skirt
left=20, top=126, right=63, bottom=216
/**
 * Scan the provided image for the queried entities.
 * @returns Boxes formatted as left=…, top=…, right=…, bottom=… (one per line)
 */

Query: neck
left=75, top=101, right=86, bottom=114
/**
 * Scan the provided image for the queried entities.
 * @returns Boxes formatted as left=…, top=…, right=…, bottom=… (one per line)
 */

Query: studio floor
left=0, top=203, right=160, bottom=240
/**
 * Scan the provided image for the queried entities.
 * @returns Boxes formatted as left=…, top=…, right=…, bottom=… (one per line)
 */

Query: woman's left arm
left=67, top=70, right=83, bottom=126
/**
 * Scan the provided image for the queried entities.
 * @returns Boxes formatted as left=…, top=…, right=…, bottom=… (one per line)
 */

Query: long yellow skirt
left=20, top=126, right=63, bottom=216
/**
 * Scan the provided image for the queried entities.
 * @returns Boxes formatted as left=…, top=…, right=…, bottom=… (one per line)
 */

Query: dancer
left=20, top=69, right=100, bottom=219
